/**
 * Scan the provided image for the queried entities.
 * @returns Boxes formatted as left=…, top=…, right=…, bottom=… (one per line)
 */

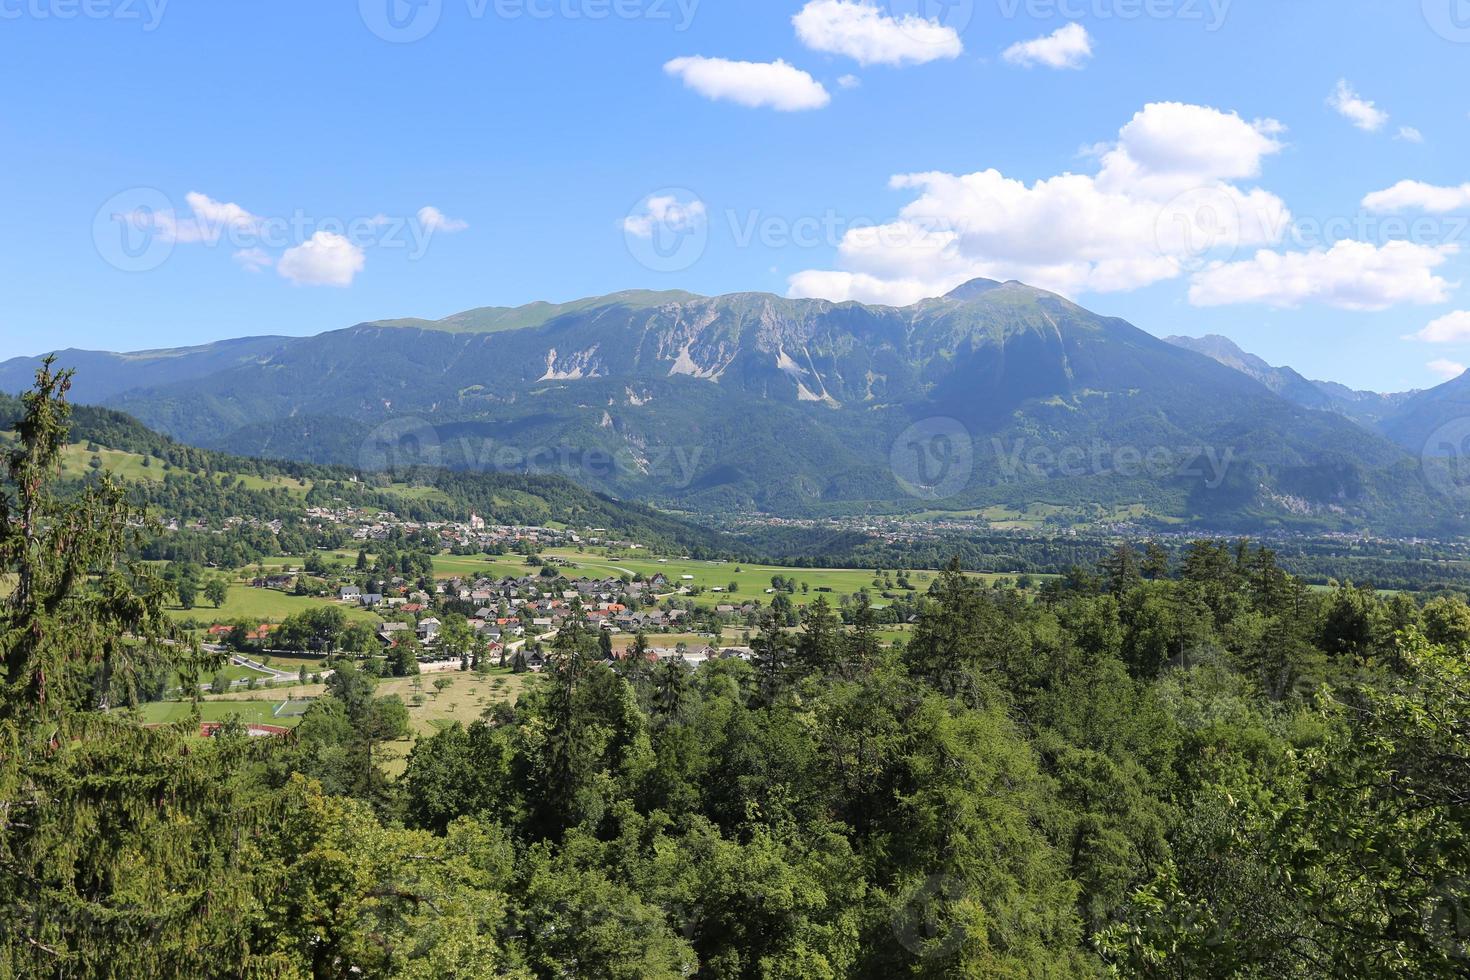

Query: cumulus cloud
left=837, top=74, right=861, bottom=89
left=1328, top=79, right=1389, bottom=132
left=1002, top=23, right=1093, bottom=70
left=1428, top=357, right=1466, bottom=380
left=792, top=0, right=963, bottom=67
left=417, top=206, right=468, bottom=233
left=623, top=194, right=707, bottom=238
left=1397, top=126, right=1424, bottom=144
left=1362, top=180, right=1470, bottom=214
left=664, top=56, right=830, bottom=111
left=1188, top=240, right=1456, bottom=311
left=1411, top=311, right=1470, bottom=344
left=788, top=102, right=1290, bottom=304
left=277, top=231, right=365, bottom=287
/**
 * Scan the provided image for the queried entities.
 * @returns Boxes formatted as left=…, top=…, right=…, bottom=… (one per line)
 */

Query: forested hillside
left=0, top=390, right=731, bottom=559
left=2, top=362, right=1468, bottom=977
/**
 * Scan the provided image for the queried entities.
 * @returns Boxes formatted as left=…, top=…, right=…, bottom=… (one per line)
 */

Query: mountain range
left=1162, top=334, right=1416, bottom=428
left=5, top=279, right=1469, bottom=534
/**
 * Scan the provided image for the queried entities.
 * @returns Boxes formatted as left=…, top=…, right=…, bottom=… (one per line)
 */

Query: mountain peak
left=943, top=278, right=1007, bottom=301
left=1165, top=334, right=1270, bottom=374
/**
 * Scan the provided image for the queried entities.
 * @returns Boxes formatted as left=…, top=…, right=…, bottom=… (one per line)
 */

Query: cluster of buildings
left=300, top=504, right=643, bottom=555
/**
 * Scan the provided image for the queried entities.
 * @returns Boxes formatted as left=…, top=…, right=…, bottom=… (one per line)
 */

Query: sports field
left=138, top=698, right=298, bottom=728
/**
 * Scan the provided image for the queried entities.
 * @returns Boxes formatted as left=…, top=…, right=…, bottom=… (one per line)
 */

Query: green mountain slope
left=11, top=281, right=1455, bottom=533
left=1165, top=334, right=1412, bottom=427
left=0, top=336, right=290, bottom=404
left=0, top=391, right=730, bottom=555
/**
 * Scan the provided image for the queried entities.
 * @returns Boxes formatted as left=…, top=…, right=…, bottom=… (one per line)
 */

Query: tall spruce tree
left=0, top=359, right=278, bottom=975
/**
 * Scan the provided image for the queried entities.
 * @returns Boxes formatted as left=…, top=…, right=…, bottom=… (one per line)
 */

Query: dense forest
left=3, top=364, right=1469, bottom=977
left=751, top=525, right=1470, bottom=594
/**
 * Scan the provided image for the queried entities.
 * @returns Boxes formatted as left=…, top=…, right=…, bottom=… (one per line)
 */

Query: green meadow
left=536, top=548, right=1029, bottom=609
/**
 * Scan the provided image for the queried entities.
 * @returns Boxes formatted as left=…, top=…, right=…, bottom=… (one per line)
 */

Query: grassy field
left=167, top=582, right=381, bottom=627
left=611, top=631, right=723, bottom=651
left=615, top=625, right=914, bottom=650
left=185, top=662, right=275, bottom=687
left=432, top=553, right=541, bottom=580
left=147, top=668, right=536, bottom=775
left=255, top=654, right=332, bottom=673
left=138, top=698, right=297, bottom=727
left=536, top=548, right=1023, bottom=610
left=253, top=551, right=359, bottom=570
left=59, top=442, right=313, bottom=494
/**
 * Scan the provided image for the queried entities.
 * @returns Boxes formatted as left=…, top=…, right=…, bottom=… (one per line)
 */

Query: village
left=204, top=505, right=778, bottom=675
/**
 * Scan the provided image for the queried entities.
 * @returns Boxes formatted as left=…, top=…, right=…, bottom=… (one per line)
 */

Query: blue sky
left=2, top=0, right=1469, bottom=392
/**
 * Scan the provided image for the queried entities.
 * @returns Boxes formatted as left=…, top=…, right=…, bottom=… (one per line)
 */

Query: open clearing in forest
left=141, top=669, right=534, bottom=774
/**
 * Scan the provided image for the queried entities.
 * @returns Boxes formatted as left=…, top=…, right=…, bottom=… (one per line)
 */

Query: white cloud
left=1188, top=240, right=1456, bottom=311
left=1428, top=357, right=1466, bottom=380
left=180, top=192, right=264, bottom=241
left=788, top=102, right=1290, bottom=303
left=1002, top=23, right=1093, bottom=70
left=417, top=206, right=468, bottom=233
left=1397, top=126, right=1424, bottom=143
left=1328, top=79, right=1388, bottom=132
left=277, top=231, right=365, bottom=287
left=1412, top=311, right=1470, bottom=344
left=1098, top=102, right=1284, bottom=193
left=232, top=247, right=273, bottom=273
left=792, top=0, right=962, bottom=67
left=788, top=269, right=949, bottom=308
left=623, top=194, right=707, bottom=238
left=1362, top=180, right=1470, bottom=214
left=837, top=73, right=861, bottom=89
left=664, top=56, right=830, bottom=111
left=136, top=191, right=263, bottom=244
